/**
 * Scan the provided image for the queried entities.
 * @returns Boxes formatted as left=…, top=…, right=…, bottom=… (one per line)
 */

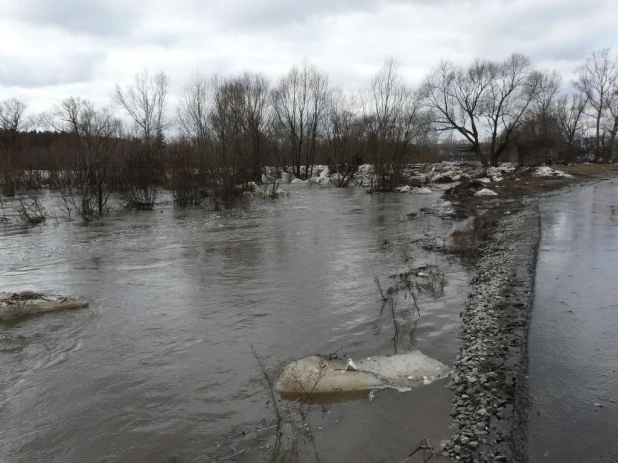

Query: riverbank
left=440, top=205, right=540, bottom=463
left=438, top=167, right=618, bottom=463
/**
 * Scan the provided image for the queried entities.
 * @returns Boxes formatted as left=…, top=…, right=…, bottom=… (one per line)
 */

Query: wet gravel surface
left=441, top=208, right=540, bottom=463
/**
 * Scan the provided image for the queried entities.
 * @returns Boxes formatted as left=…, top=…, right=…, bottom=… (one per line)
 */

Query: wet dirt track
left=529, top=180, right=618, bottom=462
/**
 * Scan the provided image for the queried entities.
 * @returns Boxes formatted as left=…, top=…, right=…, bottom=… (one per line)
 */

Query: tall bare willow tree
left=176, top=72, right=272, bottom=205
left=272, top=62, right=329, bottom=179
left=175, top=73, right=212, bottom=205
left=324, top=90, right=367, bottom=187
left=240, top=72, right=272, bottom=182
left=555, top=93, right=587, bottom=153
left=511, top=70, right=563, bottom=165
left=364, top=58, right=428, bottom=190
left=573, top=48, right=618, bottom=160
left=112, top=70, right=170, bottom=209
left=421, top=53, right=539, bottom=166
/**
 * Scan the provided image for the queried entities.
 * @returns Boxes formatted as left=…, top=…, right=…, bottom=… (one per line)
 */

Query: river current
left=1, top=186, right=469, bottom=462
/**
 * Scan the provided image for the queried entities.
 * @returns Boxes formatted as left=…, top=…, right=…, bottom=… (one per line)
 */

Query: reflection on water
left=1, top=187, right=467, bottom=462
left=529, top=180, right=618, bottom=463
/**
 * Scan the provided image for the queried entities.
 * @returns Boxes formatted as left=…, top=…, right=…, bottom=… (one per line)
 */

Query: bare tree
left=531, top=70, right=562, bottom=129
left=421, top=53, right=538, bottom=166
left=113, top=70, right=170, bottom=142
left=0, top=99, right=37, bottom=196
left=209, top=75, right=248, bottom=201
left=324, top=90, right=367, bottom=187
left=556, top=92, right=587, bottom=154
left=573, top=48, right=618, bottom=160
left=240, top=72, right=272, bottom=182
left=112, top=71, right=170, bottom=209
left=177, top=72, right=212, bottom=150
left=0, top=99, right=28, bottom=132
left=175, top=72, right=213, bottom=205
left=272, top=62, right=329, bottom=179
left=176, top=72, right=272, bottom=205
left=49, top=97, right=121, bottom=219
left=364, top=58, right=429, bottom=189
left=605, top=86, right=618, bottom=161
left=512, top=69, right=563, bottom=165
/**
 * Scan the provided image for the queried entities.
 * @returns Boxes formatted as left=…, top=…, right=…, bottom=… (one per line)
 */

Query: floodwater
left=529, top=180, right=618, bottom=462
left=0, top=186, right=468, bottom=462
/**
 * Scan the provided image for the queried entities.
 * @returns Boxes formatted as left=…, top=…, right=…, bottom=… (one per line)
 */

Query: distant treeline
left=1, top=48, right=617, bottom=219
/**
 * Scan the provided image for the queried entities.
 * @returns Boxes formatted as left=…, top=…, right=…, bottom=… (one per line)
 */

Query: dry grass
left=560, top=163, right=618, bottom=179
left=495, top=175, right=574, bottom=197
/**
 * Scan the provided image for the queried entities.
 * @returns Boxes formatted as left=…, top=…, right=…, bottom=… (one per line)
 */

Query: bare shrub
left=15, top=194, right=46, bottom=226
left=450, top=211, right=499, bottom=261
left=167, top=138, right=208, bottom=206
left=47, top=97, right=121, bottom=220
left=113, top=139, right=164, bottom=210
left=0, top=195, right=8, bottom=221
left=249, top=347, right=324, bottom=463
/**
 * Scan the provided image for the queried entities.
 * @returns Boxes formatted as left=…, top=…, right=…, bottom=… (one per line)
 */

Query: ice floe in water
left=474, top=188, right=499, bottom=197
left=276, top=351, right=449, bottom=400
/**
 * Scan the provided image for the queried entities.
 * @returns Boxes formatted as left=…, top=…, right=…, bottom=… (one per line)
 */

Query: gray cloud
left=0, top=51, right=106, bottom=88
left=0, top=0, right=616, bottom=113
left=215, top=0, right=380, bottom=27
left=9, top=0, right=138, bottom=37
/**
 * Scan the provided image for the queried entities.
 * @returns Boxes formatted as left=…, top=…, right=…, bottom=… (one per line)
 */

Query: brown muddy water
left=529, top=180, right=618, bottom=463
left=0, top=186, right=469, bottom=462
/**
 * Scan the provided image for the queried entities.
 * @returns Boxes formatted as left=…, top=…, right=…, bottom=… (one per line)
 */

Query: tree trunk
left=475, top=145, right=489, bottom=167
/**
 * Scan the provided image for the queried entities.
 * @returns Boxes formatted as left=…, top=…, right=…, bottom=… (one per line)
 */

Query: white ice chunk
left=474, top=188, right=499, bottom=196
left=276, top=351, right=449, bottom=398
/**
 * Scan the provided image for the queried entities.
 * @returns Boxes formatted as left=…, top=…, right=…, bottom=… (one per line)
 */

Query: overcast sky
left=1, top=0, right=617, bottom=115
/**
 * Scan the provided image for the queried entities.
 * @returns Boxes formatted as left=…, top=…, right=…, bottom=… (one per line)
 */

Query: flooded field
left=0, top=186, right=469, bottom=462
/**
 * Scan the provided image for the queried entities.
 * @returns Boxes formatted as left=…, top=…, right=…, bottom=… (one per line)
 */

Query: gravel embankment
left=441, top=207, right=540, bottom=463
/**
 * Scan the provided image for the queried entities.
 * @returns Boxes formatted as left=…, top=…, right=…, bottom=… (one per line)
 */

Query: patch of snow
left=532, top=166, right=574, bottom=178
left=413, top=187, right=433, bottom=194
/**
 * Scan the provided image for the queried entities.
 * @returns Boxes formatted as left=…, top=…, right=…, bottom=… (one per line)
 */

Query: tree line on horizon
left=1, top=47, right=617, bottom=220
